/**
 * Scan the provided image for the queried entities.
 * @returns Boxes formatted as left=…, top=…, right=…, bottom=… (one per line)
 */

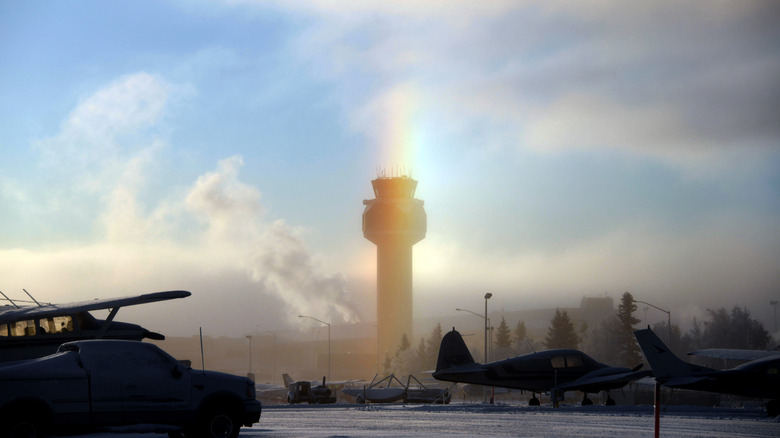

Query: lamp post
left=456, top=292, right=493, bottom=404
left=299, top=315, right=331, bottom=381
left=484, top=293, right=493, bottom=404
left=245, top=335, right=253, bottom=379
left=771, top=301, right=778, bottom=333
left=455, top=308, right=490, bottom=362
left=636, top=300, right=671, bottom=349
left=484, top=293, right=492, bottom=363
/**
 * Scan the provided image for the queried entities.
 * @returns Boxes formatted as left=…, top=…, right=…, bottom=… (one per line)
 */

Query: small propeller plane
left=634, top=327, right=780, bottom=416
left=0, top=289, right=191, bottom=362
left=432, top=328, right=651, bottom=406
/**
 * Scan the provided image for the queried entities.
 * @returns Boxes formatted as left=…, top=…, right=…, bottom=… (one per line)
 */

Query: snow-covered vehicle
left=286, top=377, right=337, bottom=404
left=0, top=340, right=261, bottom=438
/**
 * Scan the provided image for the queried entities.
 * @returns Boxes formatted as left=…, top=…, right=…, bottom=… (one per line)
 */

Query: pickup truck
left=0, top=340, right=261, bottom=438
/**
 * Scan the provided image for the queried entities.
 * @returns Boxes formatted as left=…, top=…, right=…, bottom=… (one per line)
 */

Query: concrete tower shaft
left=362, top=176, right=426, bottom=359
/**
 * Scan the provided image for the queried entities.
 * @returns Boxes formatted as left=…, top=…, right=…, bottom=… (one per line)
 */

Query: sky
left=1, top=1, right=779, bottom=337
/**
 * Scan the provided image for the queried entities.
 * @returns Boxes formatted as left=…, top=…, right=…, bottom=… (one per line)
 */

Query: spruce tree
left=396, top=334, right=410, bottom=357
left=495, top=317, right=512, bottom=349
left=425, top=323, right=444, bottom=370
left=493, top=317, right=513, bottom=359
left=545, top=308, right=580, bottom=349
left=513, top=320, right=527, bottom=353
left=615, top=292, right=642, bottom=367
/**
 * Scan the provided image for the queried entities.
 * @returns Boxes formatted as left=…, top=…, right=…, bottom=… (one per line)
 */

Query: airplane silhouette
left=634, top=327, right=780, bottom=416
left=0, top=290, right=190, bottom=361
left=433, top=328, right=650, bottom=405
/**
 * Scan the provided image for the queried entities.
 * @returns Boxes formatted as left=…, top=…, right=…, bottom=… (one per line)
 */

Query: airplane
left=634, top=327, right=780, bottom=416
left=432, top=328, right=651, bottom=406
left=341, top=373, right=452, bottom=404
left=0, top=289, right=191, bottom=362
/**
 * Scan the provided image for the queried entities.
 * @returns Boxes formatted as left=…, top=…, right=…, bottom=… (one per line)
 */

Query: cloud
left=252, top=0, right=780, bottom=175
left=1, top=72, right=360, bottom=335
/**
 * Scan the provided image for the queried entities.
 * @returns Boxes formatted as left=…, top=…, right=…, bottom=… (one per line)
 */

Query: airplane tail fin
left=634, top=328, right=703, bottom=381
left=282, top=373, right=294, bottom=387
left=436, top=329, right=476, bottom=372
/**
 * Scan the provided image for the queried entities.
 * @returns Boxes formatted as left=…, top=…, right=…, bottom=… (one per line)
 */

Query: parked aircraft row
left=432, top=329, right=651, bottom=406
left=3, top=291, right=778, bottom=415
left=430, top=327, right=780, bottom=416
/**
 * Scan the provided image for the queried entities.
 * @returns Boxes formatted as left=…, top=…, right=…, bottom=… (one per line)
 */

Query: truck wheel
left=2, top=411, right=46, bottom=438
left=197, top=408, right=239, bottom=438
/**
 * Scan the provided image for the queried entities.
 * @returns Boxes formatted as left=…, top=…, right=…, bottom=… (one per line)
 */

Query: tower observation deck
left=362, top=176, right=426, bottom=360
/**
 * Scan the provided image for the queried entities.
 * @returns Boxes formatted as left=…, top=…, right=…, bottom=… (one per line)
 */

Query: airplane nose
left=144, top=330, right=165, bottom=340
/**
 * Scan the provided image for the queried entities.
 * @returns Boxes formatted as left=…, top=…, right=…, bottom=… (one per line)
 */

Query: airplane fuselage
left=0, top=311, right=162, bottom=362
left=434, top=349, right=624, bottom=392
left=660, top=356, right=780, bottom=400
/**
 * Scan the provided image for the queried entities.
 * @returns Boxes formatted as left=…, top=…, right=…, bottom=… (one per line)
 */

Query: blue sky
left=1, top=1, right=778, bottom=336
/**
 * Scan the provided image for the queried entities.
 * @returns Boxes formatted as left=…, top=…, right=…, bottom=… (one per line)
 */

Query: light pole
left=484, top=293, right=492, bottom=363
left=484, top=293, right=493, bottom=404
left=299, top=315, right=331, bottom=381
left=455, top=308, right=490, bottom=362
left=636, top=300, right=671, bottom=349
left=245, top=335, right=253, bottom=379
left=456, top=292, right=493, bottom=404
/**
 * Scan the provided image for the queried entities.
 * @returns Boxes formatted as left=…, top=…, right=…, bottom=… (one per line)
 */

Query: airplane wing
left=0, top=290, right=191, bottom=324
left=558, top=368, right=653, bottom=393
left=663, top=376, right=714, bottom=387
left=687, top=349, right=780, bottom=362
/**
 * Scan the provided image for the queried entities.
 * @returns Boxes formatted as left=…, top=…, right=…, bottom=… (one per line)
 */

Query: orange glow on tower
left=362, top=176, right=426, bottom=361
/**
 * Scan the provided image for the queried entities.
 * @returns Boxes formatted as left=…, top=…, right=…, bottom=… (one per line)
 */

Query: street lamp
left=771, top=301, right=778, bottom=333
left=455, top=308, right=490, bottom=362
left=299, top=315, right=331, bottom=381
left=484, top=293, right=492, bottom=364
left=245, top=335, right=253, bottom=378
left=456, top=292, right=493, bottom=404
left=635, top=300, right=671, bottom=349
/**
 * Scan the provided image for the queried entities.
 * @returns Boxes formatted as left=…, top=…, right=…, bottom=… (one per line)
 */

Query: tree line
left=383, top=292, right=773, bottom=376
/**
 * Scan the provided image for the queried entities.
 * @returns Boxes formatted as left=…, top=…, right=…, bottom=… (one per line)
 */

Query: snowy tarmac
left=83, top=403, right=780, bottom=437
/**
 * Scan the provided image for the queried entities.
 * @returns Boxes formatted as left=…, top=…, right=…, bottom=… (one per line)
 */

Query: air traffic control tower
left=363, top=176, right=426, bottom=360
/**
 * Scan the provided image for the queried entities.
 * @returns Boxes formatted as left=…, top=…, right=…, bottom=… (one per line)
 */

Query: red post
left=654, top=382, right=661, bottom=438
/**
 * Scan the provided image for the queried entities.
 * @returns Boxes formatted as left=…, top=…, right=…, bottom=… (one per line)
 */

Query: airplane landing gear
left=766, top=399, right=780, bottom=416
left=528, top=393, right=540, bottom=406
left=604, top=394, right=616, bottom=406
left=581, top=393, right=593, bottom=406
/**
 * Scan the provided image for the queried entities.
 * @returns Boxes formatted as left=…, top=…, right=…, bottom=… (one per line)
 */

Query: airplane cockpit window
left=10, top=320, right=36, bottom=337
left=50, top=316, right=74, bottom=334
left=566, top=355, right=584, bottom=367
left=551, top=356, right=566, bottom=368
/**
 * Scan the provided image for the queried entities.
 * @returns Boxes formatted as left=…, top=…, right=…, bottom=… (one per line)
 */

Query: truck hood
left=0, top=351, right=85, bottom=380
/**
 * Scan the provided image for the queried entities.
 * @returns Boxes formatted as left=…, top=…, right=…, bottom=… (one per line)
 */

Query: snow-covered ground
left=78, top=403, right=780, bottom=437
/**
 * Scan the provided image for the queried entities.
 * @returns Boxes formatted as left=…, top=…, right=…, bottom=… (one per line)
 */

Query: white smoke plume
left=186, top=156, right=361, bottom=326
